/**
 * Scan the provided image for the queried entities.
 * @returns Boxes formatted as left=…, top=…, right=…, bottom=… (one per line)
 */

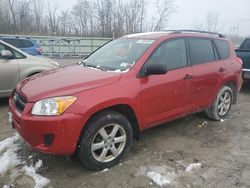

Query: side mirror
left=1, top=50, right=13, bottom=59
left=144, top=63, right=167, bottom=76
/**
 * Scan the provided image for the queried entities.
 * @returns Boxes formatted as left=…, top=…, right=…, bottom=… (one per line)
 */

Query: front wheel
left=78, top=110, right=132, bottom=170
left=205, top=85, right=233, bottom=121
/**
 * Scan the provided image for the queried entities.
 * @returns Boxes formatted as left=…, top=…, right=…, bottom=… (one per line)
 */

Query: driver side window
left=147, top=39, right=187, bottom=70
left=0, top=43, right=6, bottom=59
left=0, top=42, right=25, bottom=59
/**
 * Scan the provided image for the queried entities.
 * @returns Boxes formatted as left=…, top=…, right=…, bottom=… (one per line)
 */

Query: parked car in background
left=9, top=30, right=242, bottom=170
left=0, top=40, right=59, bottom=97
left=236, top=38, right=250, bottom=80
left=0, top=36, right=43, bottom=56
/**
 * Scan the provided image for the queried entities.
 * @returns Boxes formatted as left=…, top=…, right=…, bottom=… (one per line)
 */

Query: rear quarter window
left=240, top=39, right=250, bottom=50
left=21, top=40, right=34, bottom=48
left=214, top=39, right=230, bottom=60
left=189, top=38, right=215, bottom=65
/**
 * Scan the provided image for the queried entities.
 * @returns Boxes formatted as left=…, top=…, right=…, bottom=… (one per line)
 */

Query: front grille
left=13, top=92, right=27, bottom=112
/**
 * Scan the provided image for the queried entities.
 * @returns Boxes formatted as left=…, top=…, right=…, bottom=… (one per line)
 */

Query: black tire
left=205, top=86, right=233, bottom=121
left=78, top=110, right=132, bottom=170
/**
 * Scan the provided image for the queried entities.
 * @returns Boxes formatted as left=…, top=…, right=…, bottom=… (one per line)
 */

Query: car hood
left=17, top=65, right=121, bottom=102
left=26, top=55, right=60, bottom=67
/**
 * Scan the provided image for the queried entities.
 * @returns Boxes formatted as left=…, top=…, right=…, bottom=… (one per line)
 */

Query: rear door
left=188, top=38, right=227, bottom=108
left=0, top=42, right=20, bottom=97
left=140, top=38, right=194, bottom=128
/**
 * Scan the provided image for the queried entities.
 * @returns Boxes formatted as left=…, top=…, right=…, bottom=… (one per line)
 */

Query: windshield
left=82, top=38, right=155, bottom=72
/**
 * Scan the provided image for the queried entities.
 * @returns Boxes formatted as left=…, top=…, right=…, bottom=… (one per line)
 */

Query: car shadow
left=241, top=81, right=250, bottom=93
left=0, top=97, right=9, bottom=108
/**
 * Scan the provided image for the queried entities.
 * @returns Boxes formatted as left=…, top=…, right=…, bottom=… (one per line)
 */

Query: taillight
left=36, top=47, right=43, bottom=53
left=236, top=57, right=243, bottom=66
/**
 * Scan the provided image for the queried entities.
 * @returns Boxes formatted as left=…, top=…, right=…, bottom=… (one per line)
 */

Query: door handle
left=184, top=74, right=193, bottom=80
left=219, top=67, right=225, bottom=72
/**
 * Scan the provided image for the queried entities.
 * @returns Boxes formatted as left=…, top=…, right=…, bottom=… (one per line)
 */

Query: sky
left=167, top=0, right=250, bottom=36
left=55, top=0, right=250, bottom=37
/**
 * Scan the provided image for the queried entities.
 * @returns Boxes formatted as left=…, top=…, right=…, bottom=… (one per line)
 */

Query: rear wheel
left=205, top=86, right=233, bottom=121
left=78, top=110, right=132, bottom=170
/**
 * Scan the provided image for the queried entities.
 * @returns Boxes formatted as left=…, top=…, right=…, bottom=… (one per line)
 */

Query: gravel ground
left=0, top=60, right=250, bottom=187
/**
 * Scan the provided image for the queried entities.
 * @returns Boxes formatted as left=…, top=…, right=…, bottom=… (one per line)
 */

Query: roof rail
left=163, top=30, right=225, bottom=38
left=0, top=35, right=31, bottom=40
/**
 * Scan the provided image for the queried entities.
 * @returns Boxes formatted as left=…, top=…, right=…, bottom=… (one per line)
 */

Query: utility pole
left=229, top=24, right=240, bottom=36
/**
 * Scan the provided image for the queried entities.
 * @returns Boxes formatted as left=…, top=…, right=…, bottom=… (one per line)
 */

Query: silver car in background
left=0, top=40, right=59, bottom=97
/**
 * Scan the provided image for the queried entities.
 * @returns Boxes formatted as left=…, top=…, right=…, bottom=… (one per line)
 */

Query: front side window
left=84, top=38, right=154, bottom=72
left=0, top=43, right=6, bottom=59
left=146, top=39, right=187, bottom=70
left=2, top=39, right=22, bottom=48
left=189, top=38, right=215, bottom=65
left=13, top=50, right=25, bottom=59
left=0, top=42, right=25, bottom=59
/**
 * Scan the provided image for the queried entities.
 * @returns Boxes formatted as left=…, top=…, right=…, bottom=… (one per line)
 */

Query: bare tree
left=112, top=0, right=125, bottom=37
left=71, top=0, right=92, bottom=36
left=0, top=0, right=176, bottom=37
left=139, top=0, right=145, bottom=32
left=7, top=0, right=17, bottom=32
left=124, top=0, right=146, bottom=34
left=18, top=0, right=32, bottom=34
left=0, top=1, right=10, bottom=33
left=95, top=0, right=113, bottom=37
left=59, top=10, right=70, bottom=36
left=47, top=1, right=59, bottom=35
left=88, top=0, right=96, bottom=36
left=205, top=11, right=219, bottom=32
left=153, top=0, right=175, bottom=31
left=32, top=0, right=44, bottom=34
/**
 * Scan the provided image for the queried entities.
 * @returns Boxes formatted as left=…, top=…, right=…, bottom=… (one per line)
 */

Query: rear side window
left=214, top=39, right=230, bottom=59
left=189, top=38, right=215, bottom=65
left=21, top=40, right=34, bottom=48
left=2, top=39, right=22, bottom=48
left=32, top=40, right=39, bottom=47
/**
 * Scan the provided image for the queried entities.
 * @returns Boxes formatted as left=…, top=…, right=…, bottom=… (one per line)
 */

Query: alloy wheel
left=91, top=123, right=126, bottom=163
left=217, top=91, right=231, bottom=116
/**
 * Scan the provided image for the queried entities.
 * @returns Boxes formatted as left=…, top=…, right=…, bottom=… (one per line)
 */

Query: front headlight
left=31, top=96, right=77, bottom=116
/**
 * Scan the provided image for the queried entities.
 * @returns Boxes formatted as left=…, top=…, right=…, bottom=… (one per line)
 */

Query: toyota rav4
left=9, top=30, right=243, bottom=170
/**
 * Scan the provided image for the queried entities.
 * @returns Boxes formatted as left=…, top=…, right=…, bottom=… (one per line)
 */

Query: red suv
left=9, top=30, right=242, bottom=170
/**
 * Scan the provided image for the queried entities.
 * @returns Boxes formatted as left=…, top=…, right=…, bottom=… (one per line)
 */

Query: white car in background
left=0, top=40, right=59, bottom=97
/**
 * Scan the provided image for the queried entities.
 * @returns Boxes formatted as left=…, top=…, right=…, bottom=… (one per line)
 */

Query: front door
left=0, top=42, right=19, bottom=97
left=140, top=38, right=194, bottom=128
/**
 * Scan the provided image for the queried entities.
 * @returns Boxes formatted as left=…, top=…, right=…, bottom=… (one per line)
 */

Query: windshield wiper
left=80, top=62, right=106, bottom=71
